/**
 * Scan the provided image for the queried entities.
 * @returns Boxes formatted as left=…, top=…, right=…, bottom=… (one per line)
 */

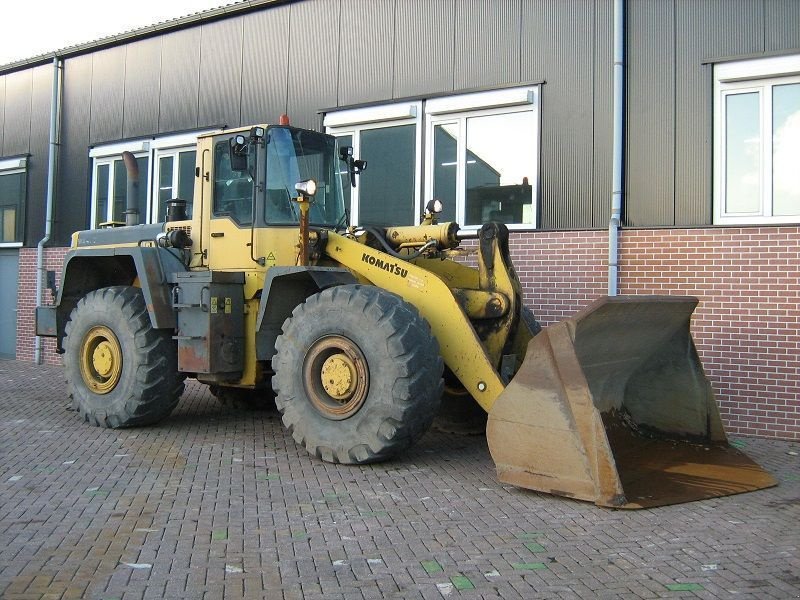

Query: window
left=715, top=55, right=800, bottom=224
left=89, top=131, right=209, bottom=228
left=325, top=87, right=539, bottom=229
left=0, top=157, right=27, bottom=245
left=325, top=103, right=422, bottom=227
left=213, top=140, right=254, bottom=226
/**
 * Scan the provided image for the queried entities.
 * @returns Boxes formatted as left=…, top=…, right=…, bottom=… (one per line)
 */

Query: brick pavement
left=0, top=359, right=798, bottom=599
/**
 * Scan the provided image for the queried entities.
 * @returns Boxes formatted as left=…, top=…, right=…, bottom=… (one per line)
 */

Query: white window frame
left=89, top=130, right=211, bottom=228
left=714, top=54, right=800, bottom=225
left=324, top=87, right=540, bottom=229
left=424, top=88, right=539, bottom=230
left=325, top=102, right=423, bottom=226
left=0, top=156, right=26, bottom=247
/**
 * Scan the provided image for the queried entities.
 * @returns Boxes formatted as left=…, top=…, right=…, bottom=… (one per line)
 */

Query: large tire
left=63, top=286, right=185, bottom=428
left=209, top=384, right=276, bottom=411
left=273, top=284, right=443, bottom=464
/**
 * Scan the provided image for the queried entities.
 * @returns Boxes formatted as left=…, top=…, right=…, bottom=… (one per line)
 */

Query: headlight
left=295, top=179, right=317, bottom=197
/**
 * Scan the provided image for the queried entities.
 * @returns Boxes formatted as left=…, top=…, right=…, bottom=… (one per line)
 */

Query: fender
left=255, top=266, right=357, bottom=360
left=42, top=246, right=188, bottom=350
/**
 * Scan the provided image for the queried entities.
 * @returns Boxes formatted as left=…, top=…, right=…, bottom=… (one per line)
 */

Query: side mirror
left=229, top=134, right=249, bottom=172
left=338, top=145, right=367, bottom=188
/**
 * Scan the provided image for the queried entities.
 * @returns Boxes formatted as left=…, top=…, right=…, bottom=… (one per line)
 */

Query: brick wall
left=17, top=247, right=68, bottom=366
left=17, top=226, right=800, bottom=439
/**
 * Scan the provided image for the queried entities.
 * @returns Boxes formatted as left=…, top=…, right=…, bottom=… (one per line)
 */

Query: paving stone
left=0, top=360, right=798, bottom=599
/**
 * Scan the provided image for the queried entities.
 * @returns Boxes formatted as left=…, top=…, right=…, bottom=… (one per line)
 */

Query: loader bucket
left=486, top=296, right=777, bottom=508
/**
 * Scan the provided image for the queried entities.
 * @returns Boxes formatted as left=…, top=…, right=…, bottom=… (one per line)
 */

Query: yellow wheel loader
left=36, top=123, right=776, bottom=508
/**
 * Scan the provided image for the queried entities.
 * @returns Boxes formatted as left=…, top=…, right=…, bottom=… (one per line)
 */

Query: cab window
left=213, top=140, right=254, bottom=225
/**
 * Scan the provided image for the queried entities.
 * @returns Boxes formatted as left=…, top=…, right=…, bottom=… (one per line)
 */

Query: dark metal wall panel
left=765, top=0, right=800, bottom=51
left=522, top=0, right=594, bottom=229
left=158, top=28, right=202, bottom=133
left=24, top=65, right=53, bottom=245
left=240, top=5, right=291, bottom=125
left=57, top=54, right=93, bottom=245
left=338, top=0, right=394, bottom=106
left=287, top=0, right=340, bottom=130
left=625, top=0, right=675, bottom=227
left=454, top=0, right=520, bottom=90
left=89, top=46, right=126, bottom=144
left=2, top=69, right=32, bottom=156
left=674, top=0, right=764, bottom=226
left=0, top=76, right=5, bottom=152
left=591, top=0, right=613, bottom=228
left=122, top=37, right=162, bottom=139
left=198, top=16, right=244, bottom=129
left=394, top=0, right=455, bottom=98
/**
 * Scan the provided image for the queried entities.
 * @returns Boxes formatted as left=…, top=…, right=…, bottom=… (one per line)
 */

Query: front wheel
left=63, top=286, right=185, bottom=428
left=273, top=285, right=443, bottom=464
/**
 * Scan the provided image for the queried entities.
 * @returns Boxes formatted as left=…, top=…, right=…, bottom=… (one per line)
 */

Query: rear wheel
left=63, top=286, right=185, bottom=428
left=273, top=284, right=443, bottom=464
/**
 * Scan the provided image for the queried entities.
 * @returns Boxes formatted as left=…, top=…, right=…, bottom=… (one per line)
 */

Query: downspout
left=35, top=55, right=61, bottom=365
left=608, top=0, right=625, bottom=296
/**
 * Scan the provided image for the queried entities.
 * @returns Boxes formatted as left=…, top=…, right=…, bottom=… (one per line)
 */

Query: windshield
left=264, top=126, right=347, bottom=227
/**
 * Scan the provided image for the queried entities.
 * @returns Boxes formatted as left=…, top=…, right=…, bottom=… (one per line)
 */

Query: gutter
left=34, top=56, right=61, bottom=365
left=608, top=0, right=625, bottom=296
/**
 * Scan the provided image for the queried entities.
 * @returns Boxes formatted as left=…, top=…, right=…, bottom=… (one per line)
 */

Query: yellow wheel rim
left=79, top=326, right=123, bottom=394
left=303, top=336, right=368, bottom=420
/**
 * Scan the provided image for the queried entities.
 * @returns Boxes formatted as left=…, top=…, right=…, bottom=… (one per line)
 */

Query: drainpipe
left=608, top=0, right=625, bottom=296
left=35, top=56, right=61, bottom=365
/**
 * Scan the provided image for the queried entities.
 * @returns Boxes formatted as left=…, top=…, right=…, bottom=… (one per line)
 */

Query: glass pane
left=214, top=140, right=253, bottom=225
left=111, top=157, right=149, bottom=223
left=0, top=171, right=24, bottom=242
left=178, top=151, right=196, bottom=218
left=433, top=123, right=458, bottom=222
left=94, top=163, right=109, bottom=226
left=157, top=155, right=174, bottom=221
left=359, top=125, right=416, bottom=227
left=773, top=83, right=800, bottom=216
left=465, top=111, right=535, bottom=226
left=335, top=135, right=353, bottom=221
left=725, top=92, right=761, bottom=214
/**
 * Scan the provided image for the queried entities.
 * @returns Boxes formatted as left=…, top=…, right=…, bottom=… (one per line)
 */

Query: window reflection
left=773, top=83, right=800, bottom=216
left=359, top=125, right=416, bottom=227
left=465, top=112, right=535, bottom=226
left=725, top=92, right=761, bottom=214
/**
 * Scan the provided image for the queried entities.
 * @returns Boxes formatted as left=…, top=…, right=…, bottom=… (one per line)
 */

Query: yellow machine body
left=52, top=124, right=776, bottom=508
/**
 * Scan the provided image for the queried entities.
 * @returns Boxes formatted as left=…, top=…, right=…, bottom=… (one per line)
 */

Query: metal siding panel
left=674, top=0, right=763, bottom=226
left=25, top=65, right=53, bottom=246
left=2, top=69, right=32, bottom=156
left=765, top=0, right=800, bottom=51
left=159, top=27, right=202, bottom=133
left=522, top=0, right=594, bottom=229
left=122, top=37, right=161, bottom=139
left=454, top=0, right=520, bottom=91
left=57, top=54, right=93, bottom=245
left=0, top=76, right=5, bottom=152
left=89, top=46, right=126, bottom=144
left=592, top=0, right=613, bottom=228
left=287, top=0, right=340, bottom=129
left=394, top=0, right=455, bottom=98
left=241, top=6, right=291, bottom=125
left=338, top=0, right=394, bottom=106
left=625, top=0, right=675, bottom=227
left=198, top=16, right=244, bottom=128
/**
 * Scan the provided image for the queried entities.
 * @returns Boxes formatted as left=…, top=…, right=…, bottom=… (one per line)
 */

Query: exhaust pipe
left=122, top=151, right=140, bottom=226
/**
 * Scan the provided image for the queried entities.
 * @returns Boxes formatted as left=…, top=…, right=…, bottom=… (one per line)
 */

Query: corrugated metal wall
left=1, top=0, right=799, bottom=245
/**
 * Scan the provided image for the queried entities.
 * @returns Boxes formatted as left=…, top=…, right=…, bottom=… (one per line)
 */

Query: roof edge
left=0, top=0, right=289, bottom=75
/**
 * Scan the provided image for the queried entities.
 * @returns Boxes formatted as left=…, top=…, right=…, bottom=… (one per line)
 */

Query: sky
left=0, top=0, right=228, bottom=65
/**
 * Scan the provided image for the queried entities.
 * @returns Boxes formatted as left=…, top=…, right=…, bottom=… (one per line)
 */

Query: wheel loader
left=36, top=122, right=776, bottom=508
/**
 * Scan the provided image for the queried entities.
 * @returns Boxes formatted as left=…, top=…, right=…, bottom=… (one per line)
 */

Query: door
left=0, top=250, right=19, bottom=358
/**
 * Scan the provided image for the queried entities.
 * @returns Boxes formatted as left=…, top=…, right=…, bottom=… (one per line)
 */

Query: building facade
left=1, top=0, right=798, bottom=439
